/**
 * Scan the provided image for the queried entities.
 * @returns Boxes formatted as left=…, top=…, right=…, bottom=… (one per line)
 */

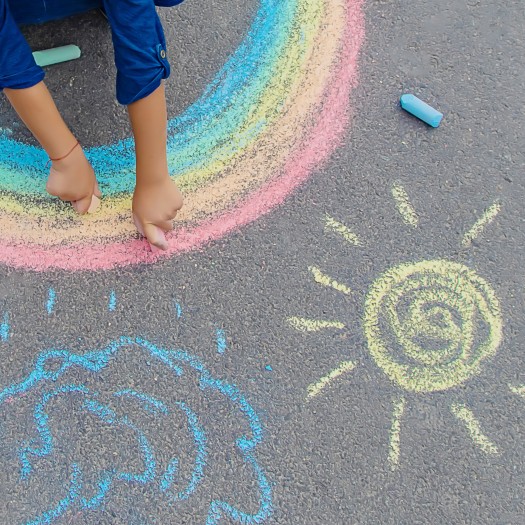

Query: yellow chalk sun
left=289, top=186, right=522, bottom=470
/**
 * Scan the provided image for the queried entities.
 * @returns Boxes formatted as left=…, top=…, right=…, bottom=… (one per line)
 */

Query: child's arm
left=128, top=84, right=183, bottom=250
left=4, top=83, right=75, bottom=160
left=102, top=0, right=183, bottom=250
left=1, top=0, right=99, bottom=214
left=5, top=83, right=100, bottom=214
left=1, top=0, right=66, bottom=159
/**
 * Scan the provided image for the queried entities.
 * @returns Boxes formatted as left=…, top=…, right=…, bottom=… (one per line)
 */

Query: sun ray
left=287, top=317, right=345, bottom=332
left=509, top=384, right=525, bottom=399
left=324, top=215, right=362, bottom=246
left=388, top=396, right=406, bottom=470
left=451, top=402, right=499, bottom=454
left=392, top=183, right=419, bottom=228
left=462, top=201, right=501, bottom=247
left=306, top=361, right=357, bottom=400
left=309, top=266, right=352, bottom=295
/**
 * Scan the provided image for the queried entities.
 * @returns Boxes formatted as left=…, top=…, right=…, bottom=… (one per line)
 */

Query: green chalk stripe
left=32, top=45, right=81, bottom=68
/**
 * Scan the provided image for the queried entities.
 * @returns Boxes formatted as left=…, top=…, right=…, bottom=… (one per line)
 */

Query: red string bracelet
left=46, top=141, right=80, bottom=167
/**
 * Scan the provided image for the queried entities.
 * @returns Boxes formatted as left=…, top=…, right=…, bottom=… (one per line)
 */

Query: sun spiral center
left=364, top=260, right=502, bottom=392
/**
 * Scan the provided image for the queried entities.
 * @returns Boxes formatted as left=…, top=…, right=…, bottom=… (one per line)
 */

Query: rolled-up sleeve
left=102, top=0, right=171, bottom=105
left=0, top=0, right=45, bottom=90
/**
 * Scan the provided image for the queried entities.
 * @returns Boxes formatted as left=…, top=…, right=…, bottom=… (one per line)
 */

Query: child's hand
left=132, top=177, right=183, bottom=250
left=46, top=144, right=101, bottom=214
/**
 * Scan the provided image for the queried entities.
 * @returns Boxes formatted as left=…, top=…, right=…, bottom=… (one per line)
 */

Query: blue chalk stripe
left=46, top=289, right=56, bottom=315
left=216, top=328, right=227, bottom=354
left=108, top=291, right=117, bottom=312
left=160, top=458, right=179, bottom=492
left=1, top=311, right=9, bottom=342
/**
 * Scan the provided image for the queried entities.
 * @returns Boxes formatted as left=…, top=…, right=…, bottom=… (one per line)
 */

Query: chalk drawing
left=0, top=337, right=272, bottom=524
left=25, top=463, right=81, bottom=525
left=309, top=266, right=352, bottom=295
left=108, top=291, right=117, bottom=312
left=174, top=302, right=183, bottom=319
left=392, top=183, right=419, bottom=227
left=462, top=201, right=501, bottom=247
left=290, top=204, right=508, bottom=469
left=451, top=403, right=499, bottom=454
left=0, top=0, right=365, bottom=271
left=216, top=329, right=227, bottom=354
left=324, top=215, right=361, bottom=245
left=1, top=311, right=9, bottom=341
left=113, top=389, right=169, bottom=415
left=46, top=289, right=56, bottom=315
left=509, top=384, right=525, bottom=399
left=306, top=361, right=356, bottom=400
left=287, top=317, right=345, bottom=333
left=364, top=260, right=502, bottom=393
left=388, top=397, right=405, bottom=470
left=160, top=458, right=179, bottom=493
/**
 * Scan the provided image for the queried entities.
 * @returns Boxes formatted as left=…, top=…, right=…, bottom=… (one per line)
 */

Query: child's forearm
left=129, top=83, right=183, bottom=250
left=127, top=84, right=169, bottom=186
left=4, top=82, right=77, bottom=159
left=2, top=0, right=72, bottom=158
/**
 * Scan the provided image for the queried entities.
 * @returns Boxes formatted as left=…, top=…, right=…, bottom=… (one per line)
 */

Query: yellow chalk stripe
left=392, top=182, right=419, bottom=227
left=0, top=190, right=131, bottom=219
left=509, top=384, right=525, bottom=399
left=306, top=361, right=357, bottom=400
left=388, top=397, right=406, bottom=470
left=287, top=317, right=345, bottom=333
left=324, top=215, right=362, bottom=246
left=168, top=0, right=326, bottom=192
left=462, top=201, right=501, bottom=247
left=451, top=403, right=499, bottom=454
left=309, top=266, right=351, bottom=295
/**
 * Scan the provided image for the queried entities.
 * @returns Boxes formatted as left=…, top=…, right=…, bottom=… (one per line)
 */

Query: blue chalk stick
left=400, top=94, right=443, bottom=128
left=32, top=45, right=81, bottom=67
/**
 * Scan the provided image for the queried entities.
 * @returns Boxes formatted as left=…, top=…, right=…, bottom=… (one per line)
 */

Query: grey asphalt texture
left=1, top=0, right=525, bottom=524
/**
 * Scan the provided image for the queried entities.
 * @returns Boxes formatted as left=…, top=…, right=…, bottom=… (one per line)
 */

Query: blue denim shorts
left=1, top=0, right=185, bottom=104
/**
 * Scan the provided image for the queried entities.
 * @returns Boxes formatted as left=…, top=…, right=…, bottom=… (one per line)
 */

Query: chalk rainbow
left=0, top=0, right=364, bottom=271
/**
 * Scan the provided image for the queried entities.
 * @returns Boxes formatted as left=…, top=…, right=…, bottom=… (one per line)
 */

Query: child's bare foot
left=46, top=142, right=101, bottom=214
left=132, top=176, right=183, bottom=250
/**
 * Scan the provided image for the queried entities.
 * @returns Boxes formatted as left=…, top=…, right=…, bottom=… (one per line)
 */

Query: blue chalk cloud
left=0, top=337, right=272, bottom=524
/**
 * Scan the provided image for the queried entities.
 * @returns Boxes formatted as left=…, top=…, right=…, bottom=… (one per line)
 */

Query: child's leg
left=1, top=0, right=99, bottom=214
left=102, top=0, right=183, bottom=249
left=4, top=83, right=100, bottom=214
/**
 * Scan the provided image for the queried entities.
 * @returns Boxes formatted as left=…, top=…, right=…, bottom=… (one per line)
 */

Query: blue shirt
left=0, top=0, right=185, bottom=104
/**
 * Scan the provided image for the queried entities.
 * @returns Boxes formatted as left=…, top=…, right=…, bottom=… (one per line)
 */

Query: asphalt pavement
left=0, top=0, right=524, bottom=523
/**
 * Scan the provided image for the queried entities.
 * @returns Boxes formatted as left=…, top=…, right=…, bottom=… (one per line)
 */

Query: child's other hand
left=46, top=144, right=101, bottom=214
left=132, top=177, right=183, bottom=251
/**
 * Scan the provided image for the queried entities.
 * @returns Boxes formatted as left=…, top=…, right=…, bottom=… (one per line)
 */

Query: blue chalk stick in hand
left=400, top=94, right=443, bottom=128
